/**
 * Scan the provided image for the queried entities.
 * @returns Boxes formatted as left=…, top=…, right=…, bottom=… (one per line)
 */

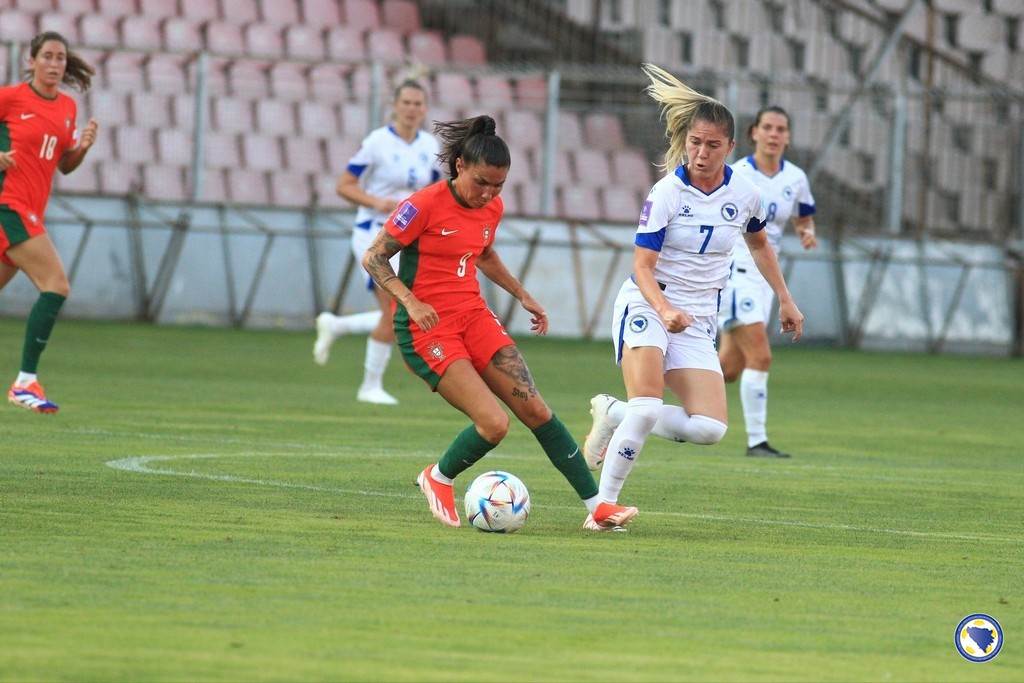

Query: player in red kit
left=362, top=115, right=638, bottom=531
left=0, top=32, right=98, bottom=413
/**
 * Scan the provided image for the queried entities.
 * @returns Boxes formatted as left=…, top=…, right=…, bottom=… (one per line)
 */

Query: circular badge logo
left=955, top=614, right=1002, bottom=662
left=721, top=202, right=738, bottom=221
left=783, top=186, right=794, bottom=200
left=740, top=297, right=755, bottom=312
left=628, top=315, right=648, bottom=333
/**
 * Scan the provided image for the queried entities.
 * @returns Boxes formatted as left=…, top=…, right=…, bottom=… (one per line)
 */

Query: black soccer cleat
left=746, top=441, right=791, bottom=458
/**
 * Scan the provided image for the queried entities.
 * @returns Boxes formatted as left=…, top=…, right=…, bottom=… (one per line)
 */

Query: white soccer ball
left=464, top=470, right=531, bottom=533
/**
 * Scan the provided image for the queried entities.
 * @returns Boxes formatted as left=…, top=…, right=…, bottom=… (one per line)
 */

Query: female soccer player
left=362, top=114, right=637, bottom=531
left=719, top=106, right=817, bottom=458
left=1, top=31, right=98, bottom=414
left=581, top=66, right=804, bottom=507
left=313, top=79, right=441, bottom=405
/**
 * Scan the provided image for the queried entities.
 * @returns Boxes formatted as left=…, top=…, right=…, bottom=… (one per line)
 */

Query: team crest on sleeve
left=721, top=202, right=738, bottom=221
left=393, top=201, right=419, bottom=230
left=427, top=341, right=445, bottom=361
left=639, top=200, right=653, bottom=226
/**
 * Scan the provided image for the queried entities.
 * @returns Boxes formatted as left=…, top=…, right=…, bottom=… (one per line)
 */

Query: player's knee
left=625, top=397, right=662, bottom=435
left=748, top=349, right=772, bottom=370
left=48, top=278, right=70, bottom=298
left=721, top=362, right=741, bottom=383
left=520, top=401, right=552, bottom=429
left=476, top=411, right=510, bottom=444
left=687, top=415, right=728, bottom=444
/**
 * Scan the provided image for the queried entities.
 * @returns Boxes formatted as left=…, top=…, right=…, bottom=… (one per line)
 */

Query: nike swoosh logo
left=35, top=338, right=48, bottom=344
left=440, top=228, right=458, bottom=236
left=567, top=448, right=579, bottom=459
left=20, top=113, right=35, bottom=119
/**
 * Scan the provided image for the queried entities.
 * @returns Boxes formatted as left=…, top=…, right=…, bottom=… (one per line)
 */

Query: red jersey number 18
left=39, top=135, right=58, bottom=160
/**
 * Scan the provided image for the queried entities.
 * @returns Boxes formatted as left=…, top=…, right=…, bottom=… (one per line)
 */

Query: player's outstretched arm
left=744, top=230, right=804, bottom=341
left=362, top=229, right=439, bottom=330
left=477, top=246, right=547, bottom=334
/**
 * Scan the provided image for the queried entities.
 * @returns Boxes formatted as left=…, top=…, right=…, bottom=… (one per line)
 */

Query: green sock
left=532, top=414, right=598, bottom=500
left=21, top=292, right=66, bottom=374
left=437, top=425, right=498, bottom=479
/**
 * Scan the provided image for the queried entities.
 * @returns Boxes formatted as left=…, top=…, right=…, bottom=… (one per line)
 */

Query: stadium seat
left=602, top=186, right=641, bottom=223
left=513, top=75, right=547, bottom=109
left=98, top=160, right=140, bottom=194
left=269, top=170, right=313, bottom=207
left=518, top=182, right=543, bottom=215
left=283, top=136, right=326, bottom=173
left=103, top=52, right=146, bottom=93
left=255, top=99, right=296, bottom=136
left=325, top=136, right=361, bottom=171
left=185, top=56, right=230, bottom=96
left=0, top=49, right=6, bottom=81
left=503, top=110, right=543, bottom=150
left=347, top=63, right=373, bottom=100
left=138, top=0, right=178, bottom=20
left=17, top=0, right=57, bottom=12
left=226, top=168, right=270, bottom=204
left=313, top=174, right=348, bottom=208
left=381, top=0, right=420, bottom=33
left=56, top=161, right=100, bottom=194
left=179, top=0, right=219, bottom=22
left=408, top=31, right=447, bottom=66
left=557, top=111, right=584, bottom=149
left=204, top=132, right=241, bottom=169
left=143, top=165, right=188, bottom=202
left=475, top=74, right=513, bottom=108
left=285, top=24, right=326, bottom=61
left=218, top=0, right=259, bottom=24
left=260, top=0, right=300, bottom=26
left=552, top=150, right=574, bottom=189
left=38, top=12, right=80, bottom=43
left=498, top=184, right=520, bottom=215
left=0, top=11, right=35, bottom=43
left=242, top=134, right=283, bottom=171
left=245, top=23, right=286, bottom=59
left=145, top=53, right=187, bottom=94
left=269, top=61, right=309, bottom=101
left=307, top=62, right=348, bottom=101
left=156, top=127, right=193, bottom=166
left=129, top=91, right=172, bottom=128
left=88, top=89, right=131, bottom=127
left=96, top=0, right=135, bottom=17
left=114, top=125, right=155, bottom=164
left=582, top=112, right=625, bottom=151
left=325, top=25, right=367, bottom=61
left=504, top=145, right=535, bottom=187
left=366, top=29, right=405, bottom=63
left=572, top=149, right=613, bottom=188
left=198, top=168, right=227, bottom=202
left=559, top=186, right=602, bottom=221
left=448, top=34, right=486, bottom=65
left=298, top=100, right=340, bottom=138
left=172, top=93, right=200, bottom=131
left=434, top=72, right=475, bottom=108
left=228, top=59, right=270, bottom=98
left=212, top=97, right=254, bottom=133
left=56, top=0, right=96, bottom=14
left=339, top=101, right=370, bottom=137
left=205, top=21, right=247, bottom=57
left=78, top=14, right=120, bottom=49
left=301, top=0, right=342, bottom=28
left=162, top=17, right=203, bottom=52
left=610, top=148, right=654, bottom=192
left=341, top=0, right=380, bottom=32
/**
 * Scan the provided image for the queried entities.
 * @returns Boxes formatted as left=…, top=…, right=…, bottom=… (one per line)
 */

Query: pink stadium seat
left=518, top=182, right=542, bottom=215
left=227, top=59, right=270, bottom=98
left=285, top=24, right=325, bottom=61
left=259, top=0, right=299, bottom=26
left=0, top=49, right=6, bottom=81
left=341, top=0, right=380, bottom=32
left=205, top=21, right=246, bottom=56
left=448, top=34, right=486, bottom=65
left=162, top=17, right=203, bottom=52
left=119, top=15, right=162, bottom=51
left=514, top=76, right=547, bottom=110
left=284, top=136, right=326, bottom=173
left=313, top=174, right=348, bottom=208
left=114, top=125, right=154, bottom=164
left=128, top=91, right=172, bottom=128
left=583, top=112, right=625, bottom=151
left=199, top=168, right=227, bottom=203
left=227, top=168, right=269, bottom=204
left=269, top=62, right=309, bottom=101
left=138, top=0, right=178, bottom=20
left=104, top=52, right=146, bottom=92
left=88, top=89, right=130, bottom=126
left=434, top=72, right=474, bottom=108
left=557, top=111, right=584, bottom=149
left=143, top=165, right=187, bottom=201
left=56, top=0, right=96, bottom=14
left=78, top=14, right=120, bottom=48
left=203, top=132, right=241, bottom=169
left=219, top=0, right=258, bottom=24
left=17, top=0, right=57, bottom=12
left=301, top=0, right=341, bottom=28
left=347, top=63, right=372, bottom=100
left=156, top=128, right=193, bottom=166
left=408, top=31, right=446, bottom=66
left=503, top=144, right=535, bottom=187
left=0, top=11, right=35, bottom=43
left=145, top=53, right=187, bottom=94
left=38, top=12, right=80, bottom=43
left=242, top=134, right=283, bottom=171
left=179, top=0, right=219, bottom=22
left=325, top=136, right=361, bottom=171
left=245, top=23, right=285, bottom=59
left=325, top=25, right=366, bottom=61
left=96, top=0, right=135, bottom=17
left=255, top=99, right=296, bottom=136
left=172, top=94, right=198, bottom=131
left=498, top=184, right=520, bottom=215
left=298, top=100, right=340, bottom=138
left=602, top=187, right=641, bottom=223
left=559, top=186, right=602, bottom=221
left=366, top=29, right=404, bottom=63
left=56, top=162, right=100, bottom=194
left=381, top=0, right=419, bottom=33
left=186, top=56, right=231, bottom=96
left=428, top=107, right=460, bottom=128
left=82, top=125, right=114, bottom=160
left=503, top=110, right=543, bottom=150
left=553, top=150, right=574, bottom=188
left=611, top=148, right=654, bottom=191
left=269, top=170, right=313, bottom=207
left=212, top=97, right=253, bottom=133
left=98, top=160, right=140, bottom=194
left=475, top=75, right=513, bottom=109
left=572, top=149, right=612, bottom=188
left=339, top=102, right=369, bottom=137
left=307, top=62, right=348, bottom=102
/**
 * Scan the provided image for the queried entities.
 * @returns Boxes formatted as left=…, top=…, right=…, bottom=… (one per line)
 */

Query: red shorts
left=395, top=304, right=514, bottom=389
left=0, top=204, right=46, bottom=267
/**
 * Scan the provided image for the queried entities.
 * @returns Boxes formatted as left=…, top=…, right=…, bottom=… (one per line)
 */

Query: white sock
left=328, top=311, right=382, bottom=336
left=598, top=396, right=662, bottom=504
left=651, top=406, right=728, bottom=444
left=583, top=495, right=599, bottom=513
left=740, top=369, right=769, bottom=447
left=430, top=464, right=453, bottom=485
left=361, top=337, right=392, bottom=390
left=15, top=372, right=37, bottom=386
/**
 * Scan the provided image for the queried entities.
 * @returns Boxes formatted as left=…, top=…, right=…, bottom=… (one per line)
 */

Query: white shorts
left=352, top=219, right=400, bottom=290
left=611, top=279, right=722, bottom=374
left=718, top=264, right=774, bottom=330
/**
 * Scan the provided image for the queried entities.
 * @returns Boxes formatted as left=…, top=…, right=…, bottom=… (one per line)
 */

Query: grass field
left=1, top=318, right=1021, bottom=682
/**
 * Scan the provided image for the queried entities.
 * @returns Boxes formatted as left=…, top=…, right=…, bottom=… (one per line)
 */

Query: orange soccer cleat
left=7, top=381, right=59, bottom=414
left=416, top=464, right=461, bottom=528
left=583, top=501, right=638, bottom=532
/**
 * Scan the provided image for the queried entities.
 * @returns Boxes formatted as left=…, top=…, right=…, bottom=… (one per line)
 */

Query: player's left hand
left=779, top=300, right=804, bottom=342
left=519, top=292, right=548, bottom=335
left=79, top=119, right=99, bottom=151
left=799, top=229, right=817, bottom=250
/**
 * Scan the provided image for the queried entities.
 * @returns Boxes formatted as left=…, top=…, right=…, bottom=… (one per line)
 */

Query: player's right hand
left=0, top=150, right=15, bottom=170
left=659, top=306, right=692, bottom=333
left=407, top=298, right=439, bottom=331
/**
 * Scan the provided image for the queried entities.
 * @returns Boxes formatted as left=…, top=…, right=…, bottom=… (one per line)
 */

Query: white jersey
left=729, top=155, right=815, bottom=269
left=346, top=125, right=442, bottom=229
left=635, top=164, right=766, bottom=315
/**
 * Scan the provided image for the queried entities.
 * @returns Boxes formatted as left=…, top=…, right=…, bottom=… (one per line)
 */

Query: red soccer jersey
left=384, top=180, right=504, bottom=316
left=0, top=82, right=79, bottom=220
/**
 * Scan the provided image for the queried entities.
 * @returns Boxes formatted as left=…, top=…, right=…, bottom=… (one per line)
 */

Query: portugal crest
left=427, top=341, right=445, bottom=361
left=482, top=225, right=491, bottom=243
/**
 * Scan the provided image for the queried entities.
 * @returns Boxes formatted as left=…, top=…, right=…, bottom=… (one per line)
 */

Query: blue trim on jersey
left=675, top=164, right=732, bottom=195
left=431, top=169, right=441, bottom=183
left=798, top=202, right=816, bottom=217
left=635, top=228, right=666, bottom=251
left=387, top=124, right=420, bottom=143
left=616, top=304, right=630, bottom=364
left=745, top=216, right=766, bottom=233
left=354, top=219, right=372, bottom=230
left=747, top=154, right=784, bottom=177
left=347, top=163, right=368, bottom=178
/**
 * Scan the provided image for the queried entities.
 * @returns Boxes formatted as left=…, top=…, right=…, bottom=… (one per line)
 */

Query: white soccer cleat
left=313, top=312, right=338, bottom=366
left=357, top=385, right=399, bottom=405
left=583, top=393, right=618, bottom=470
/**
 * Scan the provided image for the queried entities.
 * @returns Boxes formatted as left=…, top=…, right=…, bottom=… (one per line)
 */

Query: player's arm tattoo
left=363, top=231, right=404, bottom=293
left=492, top=346, right=538, bottom=401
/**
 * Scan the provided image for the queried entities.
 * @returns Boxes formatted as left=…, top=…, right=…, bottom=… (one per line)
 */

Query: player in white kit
left=313, top=80, right=441, bottom=405
left=581, top=66, right=804, bottom=522
left=719, top=106, right=818, bottom=457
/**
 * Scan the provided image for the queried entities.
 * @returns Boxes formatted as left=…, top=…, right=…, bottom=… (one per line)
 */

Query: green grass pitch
left=1, top=318, right=1021, bottom=681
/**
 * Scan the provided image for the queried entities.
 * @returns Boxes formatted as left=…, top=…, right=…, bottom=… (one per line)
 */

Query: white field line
left=105, top=453, right=1022, bottom=545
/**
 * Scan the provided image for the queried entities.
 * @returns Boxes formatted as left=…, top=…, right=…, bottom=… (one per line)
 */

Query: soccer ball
left=464, top=471, right=531, bottom=533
